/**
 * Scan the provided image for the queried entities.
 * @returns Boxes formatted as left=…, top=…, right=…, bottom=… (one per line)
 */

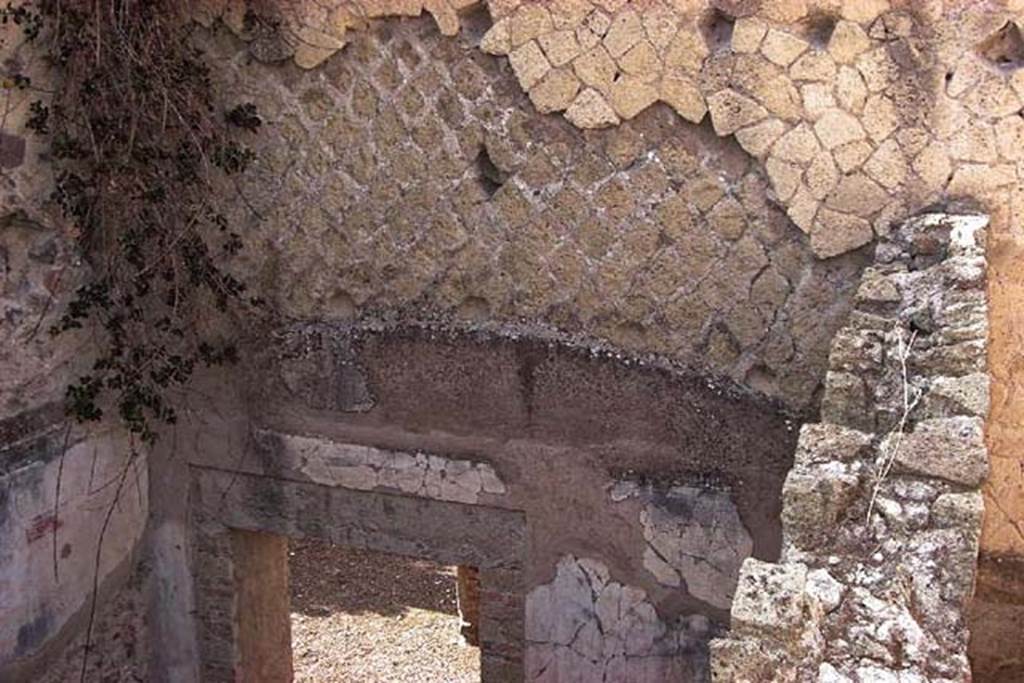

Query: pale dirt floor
left=289, top=538, right=480, bottom=682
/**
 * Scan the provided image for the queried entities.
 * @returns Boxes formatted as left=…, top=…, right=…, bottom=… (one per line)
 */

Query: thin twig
left=865, top=327, right=921, bottom=527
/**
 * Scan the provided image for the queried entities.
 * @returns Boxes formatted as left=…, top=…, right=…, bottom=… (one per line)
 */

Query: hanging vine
left=3, top=0, right=266, bottom=444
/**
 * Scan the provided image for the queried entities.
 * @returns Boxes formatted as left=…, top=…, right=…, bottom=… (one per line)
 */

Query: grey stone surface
left=891, top=417, right=988, bottom=487
left=711, top=212, right=991, bottom=682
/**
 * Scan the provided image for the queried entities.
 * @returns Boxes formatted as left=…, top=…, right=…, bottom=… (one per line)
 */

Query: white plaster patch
left=524, top=555, right=709, bottom=681
left=613, top=483, right=753, bottom=610
left=259, top=430, right=506, bottom=504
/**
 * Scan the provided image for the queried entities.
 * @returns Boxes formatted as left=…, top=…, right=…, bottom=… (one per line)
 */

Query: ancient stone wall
left=709, top=211, right=990, bottom=681
left=3, top=0, right=1024, bottom=680
left=198, top=9, right=867, bottom=411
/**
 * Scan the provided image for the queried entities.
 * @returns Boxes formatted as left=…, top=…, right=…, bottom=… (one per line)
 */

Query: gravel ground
left=289, top=538, right=480, bottom=682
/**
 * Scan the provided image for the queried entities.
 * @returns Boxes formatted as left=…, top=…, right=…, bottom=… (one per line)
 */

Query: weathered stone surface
left=524, top=555, right=704, bottom=680
left=564, top=87, right=619, bottom=127
left=637, top=487, right=754, bottom=609
left=708, top=89, right=769, bottom=135
left=256, top=430, right=507, bottom=503
left=814, top=108, right=867, bottom=149
left=891, top=417, right=989, bottom=486
left=811, top=208, right=874, bottom=258
left=730, top=559, right=809, bottom=637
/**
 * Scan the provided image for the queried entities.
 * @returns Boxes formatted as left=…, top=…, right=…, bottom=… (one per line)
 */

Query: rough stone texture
left=253, top=428, right=507, bottom=503
left=611, top=482, right=753, bottom=611
left=201, top=14, right=868, bottom=412
left=524, top=554, right=713, bottom=681
left=710, top=212, right=990, bottom=682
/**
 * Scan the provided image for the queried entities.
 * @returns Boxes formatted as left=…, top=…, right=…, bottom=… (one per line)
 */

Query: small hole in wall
left=475, top=147, right=506, bottom=197
left=977, top=21, right=1024, bottom=70
left=701, top=8, right=735, bottom=52
left=802, top=12, right=837, bottom=48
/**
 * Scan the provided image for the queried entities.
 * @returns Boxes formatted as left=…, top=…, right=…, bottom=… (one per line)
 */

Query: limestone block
left=735, top=119, right=787, bottom=157
left=836, top=66, right=868, bottom=113
left=794, top=423, right=874, bottom=467
left=828, top=20, right=871, bottom=64
left=480, top=17, right=511, bottom=55
left=529, top=68, right=582, bottom=113
left=806, top=569, right=845, bottom=613
left=565, top=88, right=619, bottom=128
left=608, top=76, right=659, bottom=118
left=806, top=153, right=840, bottom=200
left=932, top=491, right=984, bottom=529
left=573, top=45, right=617, bottom=90
left=539, top=29, right=582, bottom=66
left=782, top=464, right=864, bottom=544
left=891, top=417, right=989, bottom=487
left=814, top=108, right=867, bottom=149
left=854, top=268, right=901, bottom=304
left=510, top=3, right=553, bottom=47
left=761, top=28, right=809, bottom=67
left=665, top=29, right=710, bottom=73
left=708, top=89, right=769, bottom=136
left=825, top=173, right=889, bottom=216
left=772, top=124, right=821, bottom=164
left=509, top=40, right=552, bottom=90
left=603, top=9, right=643, bottom=58
left=811, top=209, right=874, bottom=258
left=925, top=374, right=990, bottom=418
left=661, top=74, right=707, bottom=123
left=802, top=82, right=837, bottom=119
left=731, top=17, right=767, bottom=53
left=863, top=139, right=907, bottom=190
left=820, top=370, right=871, bottom=430
left=789, top=51, right=837, bottom=82
left=730, top=559, right=809, bottom=637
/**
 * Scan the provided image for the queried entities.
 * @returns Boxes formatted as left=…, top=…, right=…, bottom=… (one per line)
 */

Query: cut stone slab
left=891, top=416, right=988, bottom=487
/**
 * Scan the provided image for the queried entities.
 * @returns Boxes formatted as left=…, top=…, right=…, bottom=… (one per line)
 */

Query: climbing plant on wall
left=3, top=0, right=266, bottom=445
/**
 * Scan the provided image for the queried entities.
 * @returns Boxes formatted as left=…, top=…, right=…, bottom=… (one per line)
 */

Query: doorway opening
left=288, top=538, right=481, bottom=682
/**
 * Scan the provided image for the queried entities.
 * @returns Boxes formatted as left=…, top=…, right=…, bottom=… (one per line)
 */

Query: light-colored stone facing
left=525, top=555, right=711, bottom=681
left=259, top=430, right=506, bottom=504
left=611, top=482, right=753, bottom=610
left=196, top=0, right=1024, bottom=271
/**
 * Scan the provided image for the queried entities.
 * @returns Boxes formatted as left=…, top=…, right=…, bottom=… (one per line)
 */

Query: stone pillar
left=230, top=530, right=293, bottom=683
left=456, top=565, right=480, bottom=647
